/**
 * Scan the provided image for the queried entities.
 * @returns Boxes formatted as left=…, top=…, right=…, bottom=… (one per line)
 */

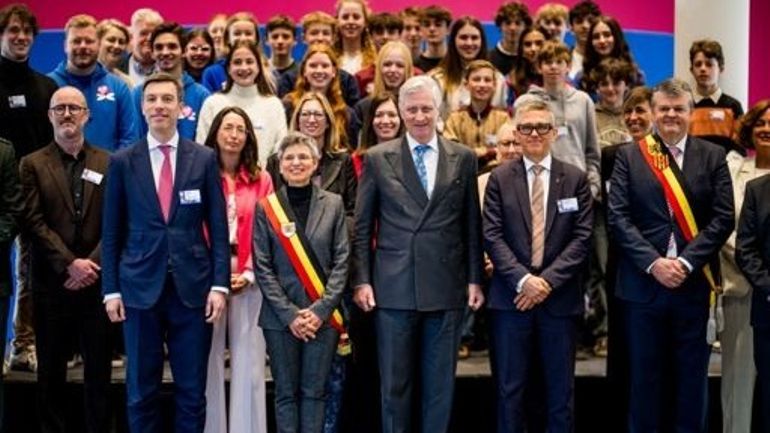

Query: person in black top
left=488, top=2, right=531, bottom=75
left=413, top=5, right=452, bottom=73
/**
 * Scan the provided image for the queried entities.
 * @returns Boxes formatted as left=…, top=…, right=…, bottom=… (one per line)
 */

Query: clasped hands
left=65, top=258, right=100, bottom=290
left=650, top=257, right=689, bottom=289
left=514, top=276, right=551, bottom=311
left=289, top=309, right=323, bottom=342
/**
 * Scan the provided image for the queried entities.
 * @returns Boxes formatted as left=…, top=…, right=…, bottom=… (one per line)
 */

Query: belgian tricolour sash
left=638, top=134, right=724, bottom=342
left=260, top=192, right=350, bottom=354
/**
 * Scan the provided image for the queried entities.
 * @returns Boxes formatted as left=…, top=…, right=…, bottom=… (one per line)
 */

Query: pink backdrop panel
left=749, top=0, right=770, bottom=106
left=23, top=0, right=673, bottom=33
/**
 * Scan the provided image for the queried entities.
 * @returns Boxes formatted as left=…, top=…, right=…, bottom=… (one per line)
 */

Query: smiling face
left=372, top=98, right=401, bottom=142
left=49, top=87, right=89, bottom=142
left=216, top=111, right=248, bottom=157
left=152, top=32, right=183, bottom=73
left=623, top=100, right=653, bottom=141
left=380, top=50, right=407, bottom=90
left=98, top=26, right=128, bottom=68
left=455, top=24, right=482, bottom=61
left=466, top=67, right=495, bottom=103
left=297, top=99, right=328, bottom=141
left=0, top=15, right=33, bottom=61
left=496, top=123, right=522, bottom=162
left=337, top=1, right=366, bottom=41
left=228, top=46, right=259, bottom=87
left=184, top=35, right=213, bottom=71
left=591, top=21, right=615, bottom=56
left=515, top=109, right=556, bottom=162
left=66, top=25, right=99, bottom=71
left=304, top=23, right=335, bottom=46
left=597, top=77, right=628, bottom=109
left=401, top=89, right=438, bottom=143
left=279, top=143, right=319, bottom=186
left=303, top=52, right=336, bottom=92
left=131, top=19, right=159, bottom=63
left=521, top=30, right=546, bottom=63
left=228, top=20, right=258, bottom=46
left=752, top=108, right=770, bottom=149
left=142, top=80, right=182, bottom=136
left=208, top=17, right=226, bottom=51
left=652, top=92, right=692, bottom=144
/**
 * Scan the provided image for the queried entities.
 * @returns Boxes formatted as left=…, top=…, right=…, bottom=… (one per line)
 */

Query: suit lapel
left=168, top=139, right=194, bottom=222
left=130, top=140, right=164, bottom=220
left=80, top=145, right=97, bottom=217
left=305, top=187, right=326, bottom=239
left=383, top=138, right=429, bottom=207
left=43, top=144, right=75, bottom=215
left=512, top=160, right=532, bottom=235
left=544, top=160, right=565, bottom=239
left=320, top=154, right=342, bottom=191
left=426, top=138, right=459, bottom=205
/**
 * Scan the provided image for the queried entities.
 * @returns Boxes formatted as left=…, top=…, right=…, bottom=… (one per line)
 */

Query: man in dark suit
left=736, top=173, right=770, bottom=433
left=608, top=78, right=734, bottom=433
left=483, top=99, right=593, bottom=433
left=21, top=86, right=111, bottom=433
left=102, top=72, right=229, bottom=433
left=352, top=75, right=484, bottom=433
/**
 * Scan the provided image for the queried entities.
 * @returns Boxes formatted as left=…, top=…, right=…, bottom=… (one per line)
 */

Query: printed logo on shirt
left=96, top=85, right=115, bottom=102
left=178, top=104, right=197, bottom=122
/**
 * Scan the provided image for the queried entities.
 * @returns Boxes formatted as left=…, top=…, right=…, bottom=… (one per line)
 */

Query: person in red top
left=202, top=106, right=274, bottom=433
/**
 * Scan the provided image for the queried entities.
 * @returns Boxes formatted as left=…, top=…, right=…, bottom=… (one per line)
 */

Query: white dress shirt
left=516, top=153, right=553, bottom=292
left=148, top=131, right=179, bottom=189
left=406, top=132, right=439, bottom=198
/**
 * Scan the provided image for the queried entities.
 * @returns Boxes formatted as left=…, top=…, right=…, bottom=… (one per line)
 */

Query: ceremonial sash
left=260, top=192, right=348, bottom=338
left=637, top=134, right=721, bottom=293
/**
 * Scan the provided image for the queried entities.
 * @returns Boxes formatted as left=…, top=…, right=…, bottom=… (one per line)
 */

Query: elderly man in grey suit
left=353, top=75, right=485, bottom=433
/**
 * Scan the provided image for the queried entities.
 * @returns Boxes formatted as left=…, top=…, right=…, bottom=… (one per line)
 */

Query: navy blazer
left=483, top=157, right=593, bottom=316
left=101, top=138, right=230, bottom=309
left=736, top=174, right=770, bottom=328
left=607, top=136, right=734, bottom=305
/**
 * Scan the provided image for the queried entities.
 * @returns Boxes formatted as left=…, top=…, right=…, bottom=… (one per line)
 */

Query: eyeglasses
left=299, top=111, right=326, bottom=120
left=498, top=140, right=519, bottom=148
left=516, top=123, right=553, bottom=136
left=50, top=104, right=87, bottom=116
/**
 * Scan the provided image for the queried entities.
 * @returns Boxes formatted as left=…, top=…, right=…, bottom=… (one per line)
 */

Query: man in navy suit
left=101, top=72, right=229, bottom=433
left=608, top=78, right=734, bottom=433
left=483, top=99, right=593, bottom=433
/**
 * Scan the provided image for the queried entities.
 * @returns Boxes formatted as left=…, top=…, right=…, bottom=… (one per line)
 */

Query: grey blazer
left=253, top=186, right=349, bottom=331
left=352, top=136, right=483, bottom=311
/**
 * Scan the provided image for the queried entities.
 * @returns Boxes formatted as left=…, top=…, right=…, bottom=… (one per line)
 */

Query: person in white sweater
left=197, top=40, right=287, bottom=167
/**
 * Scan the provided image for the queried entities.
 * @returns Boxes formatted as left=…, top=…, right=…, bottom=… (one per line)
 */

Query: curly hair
left=736, top=100, right=770, bottom=150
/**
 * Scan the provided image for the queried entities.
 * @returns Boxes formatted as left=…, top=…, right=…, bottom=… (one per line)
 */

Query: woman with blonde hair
left=334, top=0, right=377, bottom=75
left=97, top=19, right=133, bottom=87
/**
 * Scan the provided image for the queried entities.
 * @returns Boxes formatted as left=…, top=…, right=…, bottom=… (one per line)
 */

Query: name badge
left=556, top=126, right=569, bottom=137
left=709, top=110, right=725, bottom=121
left=8, top=95, right=26, bottom=108
left=557, top=197, right=579, bottom=213
left=179, top=189, right=201, bottom=204
left=81, top=168, right=103, bottom=185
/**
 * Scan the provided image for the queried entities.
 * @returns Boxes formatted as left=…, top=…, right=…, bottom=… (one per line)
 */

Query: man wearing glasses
left=20, top=86, right=112, bottom=433
left=483, top=98, right=593, bottom=433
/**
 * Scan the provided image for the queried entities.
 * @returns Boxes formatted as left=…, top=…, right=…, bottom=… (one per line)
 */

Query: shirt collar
left=147, top=132, right=180, bottom=150
left=523, top=153, right=553, bottom=172
left=694, top=87, right=722, bottom=104
left=406, top=132, right=439, bottom=153
left=660, top=134, right=688, bottom=155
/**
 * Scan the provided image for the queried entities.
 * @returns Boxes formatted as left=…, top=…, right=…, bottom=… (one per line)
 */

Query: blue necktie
left=413, top=144, right=430, bottom=194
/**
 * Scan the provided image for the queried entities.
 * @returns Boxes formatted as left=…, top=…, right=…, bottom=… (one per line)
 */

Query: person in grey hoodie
left=49, top=14, right=138, bottom=152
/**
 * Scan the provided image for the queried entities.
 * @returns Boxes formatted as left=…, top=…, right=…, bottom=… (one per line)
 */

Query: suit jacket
left=101, top=138, right=229, bottom=309
left=352, top=136, right=483, bottom=311
left=735, top=173, right=770, bottom=328
left=21, top=142, right=108, bottom=292
left=253, top=186, right=349, bottom=330
left=483, top=157, right=593, bottom=316
left=0, top=138, right=22, bottom=297
left=607, top=136, right=734, bottom=305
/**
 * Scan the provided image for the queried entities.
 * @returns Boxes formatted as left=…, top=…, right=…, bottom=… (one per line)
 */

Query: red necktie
left=158, top=144, right=173, bottom=222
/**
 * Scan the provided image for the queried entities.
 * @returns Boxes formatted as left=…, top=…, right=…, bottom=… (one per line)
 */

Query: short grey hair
left=398, top=75, right=442, bottom=111
left=276, top=131, right=321, bottom=161
left=130, top=8, right=162, bottom=29
left=513, top=98, right=556, bottom=126
left=651, top=78, right=694, bottom=109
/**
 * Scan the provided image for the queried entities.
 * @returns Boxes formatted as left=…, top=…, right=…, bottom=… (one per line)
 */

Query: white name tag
left=81, top=168, right=103, bottom=185
left=557, top=126, right=569, bottom=137
left=8, top=95, right=26, bottom=108
left=557, top=197, right=579, bottom=213
left=179, top=189, right=201, bottom=204
left=709, top=110, right=725, bottom=121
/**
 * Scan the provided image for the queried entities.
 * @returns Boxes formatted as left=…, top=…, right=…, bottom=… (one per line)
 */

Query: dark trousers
left=264, top=326, right=338, bottom=433
left=123, top=277, right=212, bottom=433
left=754, top=326, right=770, bottom=433
left=34, top=286, right=111, bottom=433
left=374, top=308, right=463, bottom=433
left=489, top=308, right=577, bottom=433
left=623, top=296, right=710, bottom=433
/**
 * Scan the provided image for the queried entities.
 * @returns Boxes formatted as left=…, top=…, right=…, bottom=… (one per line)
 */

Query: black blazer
left=483, top=157, right=593, bottom=316
left=0, top=139, right=22, bottom=297
left=736, top=174, right=770, bottom=328
left=607, top=136, right=734, bottom=304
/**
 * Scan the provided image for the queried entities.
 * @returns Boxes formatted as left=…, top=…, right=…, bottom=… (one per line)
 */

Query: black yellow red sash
left=260, top=192, right=347, bottom=335
left=637, top=134, right=720, bottom=293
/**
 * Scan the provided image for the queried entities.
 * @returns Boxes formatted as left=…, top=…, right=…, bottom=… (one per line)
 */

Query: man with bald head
left=20, top=86, right=111, bottom=433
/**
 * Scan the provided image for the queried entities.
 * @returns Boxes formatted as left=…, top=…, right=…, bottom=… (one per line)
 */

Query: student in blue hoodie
left=132, top=22, right=210, bottom=140
left=201, top=12, right=260, bottom=93
left=49, top=14, right=138, bottom=152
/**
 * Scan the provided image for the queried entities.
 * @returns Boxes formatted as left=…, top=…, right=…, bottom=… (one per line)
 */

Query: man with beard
left=132, top=22, right=210, bottom=140
left=119, top=8, right=162, bottom=86
left=49, top=14, right=138, bottom=152
left=21, top=86, right=112, bottom=433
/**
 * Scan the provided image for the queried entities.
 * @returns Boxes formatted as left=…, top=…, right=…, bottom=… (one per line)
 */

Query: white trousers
left=204, top=283, right=267, bottom=433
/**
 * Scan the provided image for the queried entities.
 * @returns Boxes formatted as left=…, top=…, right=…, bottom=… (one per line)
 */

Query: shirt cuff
left=211, top=286, right=230, bottom=295
left=103, top=293, right=122, bottom=303
left=241, top=270, right=255, bottom=285
left=646, top=258, right=659, bottom=274
left=677, top=257, right=694, bottom=273
left=516, top=273, right=533, bottom=293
